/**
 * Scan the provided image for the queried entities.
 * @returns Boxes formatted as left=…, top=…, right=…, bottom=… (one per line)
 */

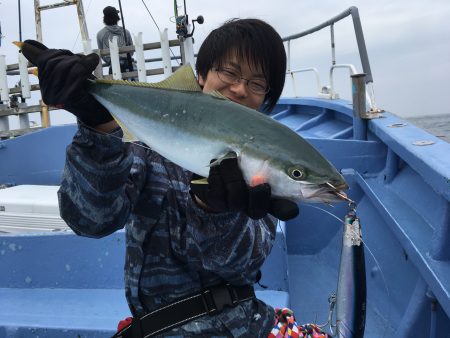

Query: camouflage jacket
left=58, top=126, right=277, bottom=337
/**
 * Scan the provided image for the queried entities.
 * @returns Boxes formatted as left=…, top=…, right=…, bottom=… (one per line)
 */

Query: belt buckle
left=203, top=283, right=238, bottom=314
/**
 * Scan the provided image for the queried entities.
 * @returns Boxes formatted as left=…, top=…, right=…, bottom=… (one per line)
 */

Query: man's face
left=198, top=56, right=267, bottom=110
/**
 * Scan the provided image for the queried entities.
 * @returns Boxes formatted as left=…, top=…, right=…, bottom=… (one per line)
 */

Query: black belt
left=113, top=283, right=255, bottom=338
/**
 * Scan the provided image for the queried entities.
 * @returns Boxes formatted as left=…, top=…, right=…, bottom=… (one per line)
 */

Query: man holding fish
left=21, top=17, right=341, bottom=338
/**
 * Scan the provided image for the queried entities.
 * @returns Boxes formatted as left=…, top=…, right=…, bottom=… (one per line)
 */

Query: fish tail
left=13, top=39, right=48, bottom=67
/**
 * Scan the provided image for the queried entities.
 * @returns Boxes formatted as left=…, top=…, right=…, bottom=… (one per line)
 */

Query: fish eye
left=289, top=167, right=306, bottom=180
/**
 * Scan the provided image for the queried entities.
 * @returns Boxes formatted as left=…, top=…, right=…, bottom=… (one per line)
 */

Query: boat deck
left=0, top=226, right=289, bottom=337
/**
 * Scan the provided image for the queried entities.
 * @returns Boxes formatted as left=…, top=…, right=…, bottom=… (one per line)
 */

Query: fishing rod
left=0, top=22, right=3, bottom=47
left=18, top=0, right=22, bottom=42
left=117, top=0, right=134, bottom=73
left=173, top=0, right=203, bottom=66
left=174, top=0, right=204, bottom=39
left=0, top=1, right=3, bottom=47
left=140, top=0, right=182, bottom=65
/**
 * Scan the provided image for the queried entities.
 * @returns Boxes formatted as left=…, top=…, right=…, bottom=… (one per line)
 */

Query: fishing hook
left=317, top=292, right=337, bottom=334
left=325, top=181, right=355, bottom=205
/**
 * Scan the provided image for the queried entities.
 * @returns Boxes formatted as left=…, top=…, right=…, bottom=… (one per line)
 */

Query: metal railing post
left=18, top=52, right=31, bottom=99
left=40, top=100, right=50, bottom=128
left=160, top=29, right=173, bottom=78
left=135, top=33, right=147, bottom=82
left=0, top=56, right=9, bottom=103
left=351, top=73, right=367, bottom=140
left=0, top=103, right=10, bottom=134
left=19, top=110, right=30, bottom=130
left=179, top=25, right=195, bottom=68
left=110, top=36, right=122, bottom=80
left=75, top=0, right=90, bottom=43
left=94, top=50, right=103, bottom=79
left=34, top=0, right=43, bottom=42
left=82, top=39, right=92, bottom=55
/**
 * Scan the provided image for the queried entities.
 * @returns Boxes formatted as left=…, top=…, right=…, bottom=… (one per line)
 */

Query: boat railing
left=0, top=0, right=200, bottom=139
left=283, top=6, right=380, bottom=113
left=286, top=68, right=322, bottom=96
left=329, top=64, right=357, bottom=99
left=0, top=34, right=185, bottom=139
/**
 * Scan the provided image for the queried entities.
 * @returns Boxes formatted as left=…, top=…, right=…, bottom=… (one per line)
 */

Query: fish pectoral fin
left=208, top=90, right=229, bottom=101
left=208, top=151, right=237, bottom=167
left=190, top=177, right=208, bottom=185
left=94, top=64, right=202, bottom=92
left=112, top=116, right=139, bottom=143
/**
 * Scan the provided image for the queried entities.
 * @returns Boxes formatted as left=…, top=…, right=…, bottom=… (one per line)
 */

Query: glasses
left=213, top=67, right=269, bottom=95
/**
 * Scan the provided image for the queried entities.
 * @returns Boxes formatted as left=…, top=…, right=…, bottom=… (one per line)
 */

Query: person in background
left=96, top=5, right=134, bottom=74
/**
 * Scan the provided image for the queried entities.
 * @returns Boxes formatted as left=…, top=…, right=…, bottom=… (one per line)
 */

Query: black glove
left=190, top=157, right=299, bottom=221
left=21, top=39, right=113, bottom=127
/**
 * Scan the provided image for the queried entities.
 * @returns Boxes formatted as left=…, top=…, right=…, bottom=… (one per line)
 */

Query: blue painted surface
left=0, top=230, right=289, bottom=337
left=0, top=125, right=77, bottom=186
left=0, top=97, right=449, bottom=337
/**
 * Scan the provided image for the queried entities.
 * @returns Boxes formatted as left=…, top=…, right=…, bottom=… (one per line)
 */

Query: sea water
left=405, top=114, right=450, bottom=143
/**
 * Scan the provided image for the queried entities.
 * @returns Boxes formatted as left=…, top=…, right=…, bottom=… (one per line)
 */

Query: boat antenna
left=117, top=0, right=134, bottom=73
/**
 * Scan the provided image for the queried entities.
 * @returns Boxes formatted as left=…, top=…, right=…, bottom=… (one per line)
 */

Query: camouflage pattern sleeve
left=58, top=125, right=146, bottom=238
left=170, top=185, right=277, bottom=285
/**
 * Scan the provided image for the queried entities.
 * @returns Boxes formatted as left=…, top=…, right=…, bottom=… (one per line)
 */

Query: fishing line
left=301, top=203, right=391, bottom=338
left=140, top=0, right=180, bottom=65
left=276, top=221, right=287, bottom=256
left=140, top=0, right=161, bottom=31
left=70, top=0, right=93, bottom=52
left=347, top=228, right=391, bottom=338
left=302, top=204, right=344, bottom=225
left=78, top=121, right=153, bottom=151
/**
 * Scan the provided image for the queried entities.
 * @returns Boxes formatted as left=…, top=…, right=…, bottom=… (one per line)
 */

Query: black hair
left=104, top=16, right=119, bottom=26
left=196, top=18, right=286, bottom=112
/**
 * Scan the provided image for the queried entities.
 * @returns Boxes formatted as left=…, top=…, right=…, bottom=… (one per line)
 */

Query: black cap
left=103, top=6, right=120, bottom=20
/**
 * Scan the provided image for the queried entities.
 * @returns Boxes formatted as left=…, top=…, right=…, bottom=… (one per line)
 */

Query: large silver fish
left=88, top=65, right=348, bottom=203
left=18, top=40, right=348, bottom=203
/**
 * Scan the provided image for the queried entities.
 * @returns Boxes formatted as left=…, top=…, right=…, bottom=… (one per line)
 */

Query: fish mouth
left=324, top=182, right=353, bottom=203
left=300, top=181, right=351, bottom=203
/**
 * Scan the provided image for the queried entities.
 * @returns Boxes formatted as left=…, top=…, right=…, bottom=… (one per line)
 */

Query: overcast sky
left=1, top=0, right=450, bottom=124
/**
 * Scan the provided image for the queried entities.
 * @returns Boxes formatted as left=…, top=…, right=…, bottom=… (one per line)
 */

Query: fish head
left=240, top=151, right=349, bottom=204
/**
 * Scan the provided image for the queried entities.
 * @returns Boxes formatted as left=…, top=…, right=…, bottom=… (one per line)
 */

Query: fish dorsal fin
left=208, top=90, right=229, bottom=101
left=112, top=116, right=139, bottom=143
left=155, top=64, right=202, bottom=91
left=94, top=64, right=202, bottom=92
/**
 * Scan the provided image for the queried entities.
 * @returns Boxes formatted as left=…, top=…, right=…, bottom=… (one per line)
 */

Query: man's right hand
left=190, top=157, right=299, bottom=221
left=21, top=40, right=114, bottom=128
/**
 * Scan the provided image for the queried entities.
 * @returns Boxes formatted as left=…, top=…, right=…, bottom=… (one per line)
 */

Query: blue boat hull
left=1, top=97, right=449, bottom=337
